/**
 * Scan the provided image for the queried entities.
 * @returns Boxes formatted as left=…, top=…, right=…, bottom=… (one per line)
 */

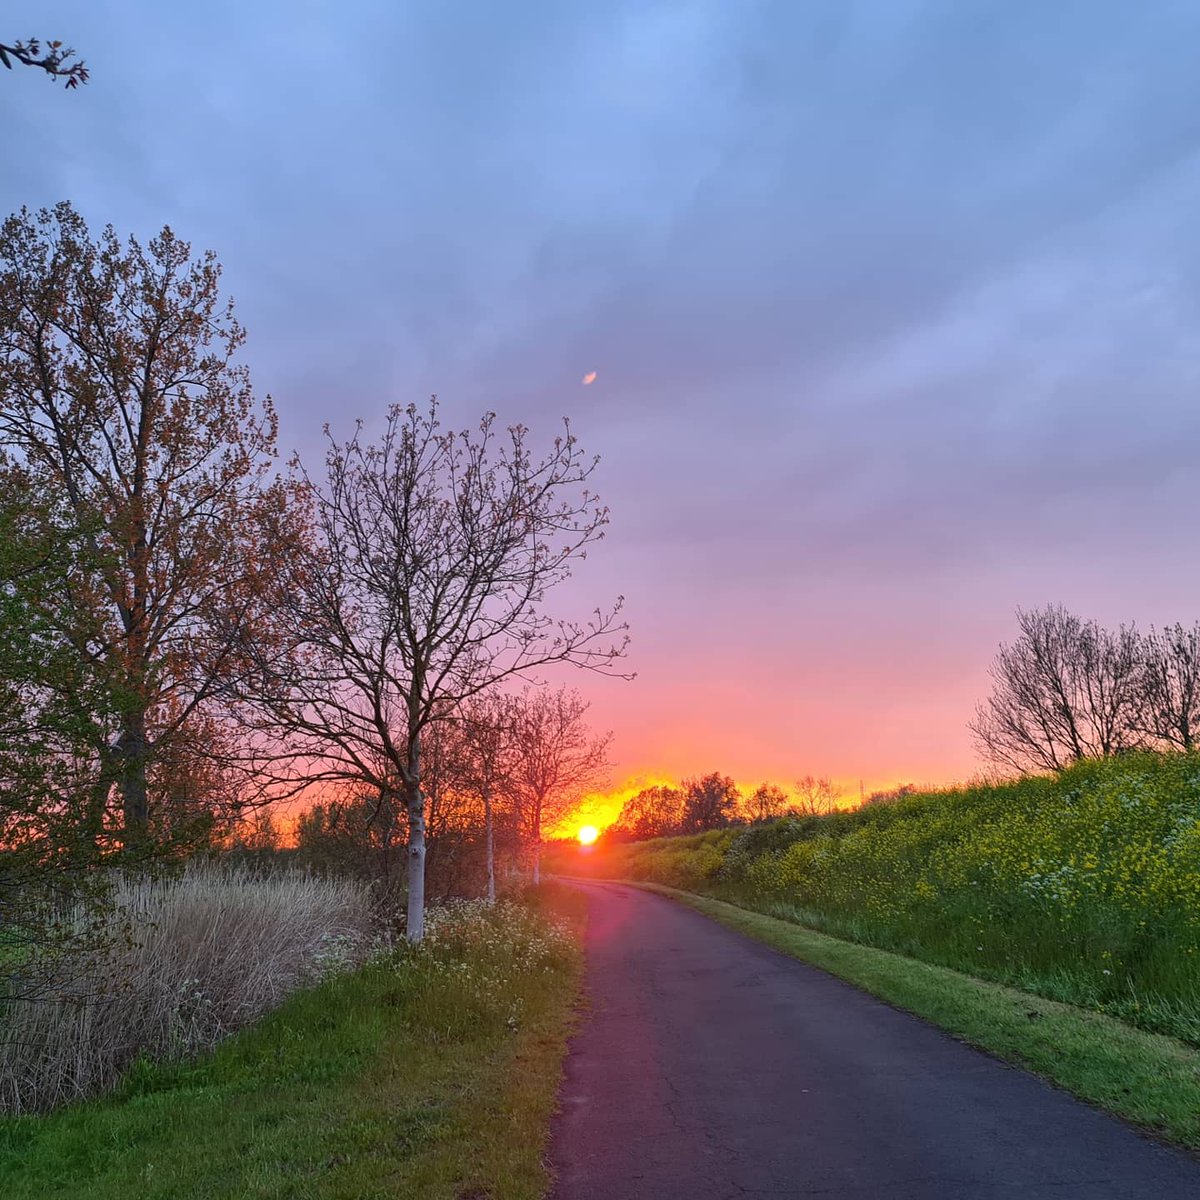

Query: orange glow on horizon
left=542, top=772, right=935, bottom=838
left=545, top=773, right=677, bottom=839
left=273, top=770, right=937, bottom=848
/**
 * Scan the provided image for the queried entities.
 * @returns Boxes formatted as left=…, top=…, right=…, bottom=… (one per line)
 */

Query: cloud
left=5, top=0, right=1200, bottom=782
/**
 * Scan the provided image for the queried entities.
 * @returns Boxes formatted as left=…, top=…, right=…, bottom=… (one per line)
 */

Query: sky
left=7, top=2, right=1200, bottom=814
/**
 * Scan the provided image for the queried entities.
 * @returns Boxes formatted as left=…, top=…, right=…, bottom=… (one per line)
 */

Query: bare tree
left=506, top=688, right=612, bottom=883
left=0, top=203, right=286, bottom=848
left=1, top=38, right=88, bottom=88
left=792, top=774, right=840, bottom=816
left=746, top=782, right=790, bottom=822
left=971, top=605, right=1145, bottom=773
left=244, top=400, right=628, bottom=939
left=1138, top=623, right=1200, bottom=752
left=456, top=692, right=517, bottom=904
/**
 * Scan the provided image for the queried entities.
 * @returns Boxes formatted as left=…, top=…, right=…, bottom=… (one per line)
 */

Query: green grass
left=0, top=885, right=585, bottom=1200
left=630, top=882, right=1200, bottom=1151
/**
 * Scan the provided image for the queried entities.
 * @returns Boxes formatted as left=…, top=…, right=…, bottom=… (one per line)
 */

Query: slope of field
left=556, top=754, right=1200, bottom=1045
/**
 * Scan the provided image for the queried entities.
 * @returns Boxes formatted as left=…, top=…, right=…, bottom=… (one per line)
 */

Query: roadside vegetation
left=560, top=753, right=1200, bottom=1048
left=0, top=883, right=584, bottom=1200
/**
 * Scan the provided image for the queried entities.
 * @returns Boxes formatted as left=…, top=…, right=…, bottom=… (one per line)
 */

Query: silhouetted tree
left=792, top=774, right=840, bottom=816
left=606, top=785, right=686, bottom=841
left=861, top=783, right=918, bottom=807
left=295, top=788, right=404, bottom=886
left=507, top=688, right=611, bottom=883
left=746, top=782, right=790, bottom=822
left=970, top=605, right=1144, bottom=773
left=243, top=399, right=628, bottom=940
left=1138, top=623, right=1200, bottom=752
left=456, top=692, right=517, bottom=903
left=680, top=772, right=741, bottom=832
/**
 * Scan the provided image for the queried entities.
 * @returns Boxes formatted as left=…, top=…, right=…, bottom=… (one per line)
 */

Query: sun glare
left=577, top=824, right=599, bottom=845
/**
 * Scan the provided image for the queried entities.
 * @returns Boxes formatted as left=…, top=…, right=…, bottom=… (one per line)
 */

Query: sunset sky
left=8, top=3, right=1200, bottom=811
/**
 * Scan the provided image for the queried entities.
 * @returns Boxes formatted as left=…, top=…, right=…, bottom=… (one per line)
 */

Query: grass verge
left=630, top=881, right=1200, bottom=1151
left=0, top=884, right=585, bottom=1200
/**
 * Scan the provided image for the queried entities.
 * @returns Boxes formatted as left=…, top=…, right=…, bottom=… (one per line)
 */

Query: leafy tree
left=243, top=399, right=628, bottom=940
left=1, top=38, right=88, bottom=88
left=680, top=772, right=741, bottom=832
left=746, top=782, right=790, bottom=822
left=0, top=202, right=288, bottom=847
left=229, top=808, right=282, bottom=853
left=606, top=784, right=686, bottom=841
left=295, top=789, right=405, bottom=888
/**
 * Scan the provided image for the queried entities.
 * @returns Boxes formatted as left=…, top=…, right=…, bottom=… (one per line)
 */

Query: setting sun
left=577, top=825, right=599, bottom=845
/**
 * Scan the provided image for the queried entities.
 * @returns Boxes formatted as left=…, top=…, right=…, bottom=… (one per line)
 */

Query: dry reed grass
left=0, top=861, right=374, bottom=1113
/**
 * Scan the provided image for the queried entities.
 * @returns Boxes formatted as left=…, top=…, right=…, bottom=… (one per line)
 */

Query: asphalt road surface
left=549, top=881, right=1200, bottom=1200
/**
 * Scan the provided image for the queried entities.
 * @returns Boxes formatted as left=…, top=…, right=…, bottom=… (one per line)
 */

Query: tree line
left=0, top=203, right=627, bottom=943
left=601, top=772, right=846, bottom=841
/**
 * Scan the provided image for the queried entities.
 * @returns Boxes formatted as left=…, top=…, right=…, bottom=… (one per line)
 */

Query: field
left=0, top=885, right=584, bottom=1200
left=559, top=754, right=1200, bottom=1046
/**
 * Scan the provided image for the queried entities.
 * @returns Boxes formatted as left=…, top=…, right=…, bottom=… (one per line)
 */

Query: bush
left=389, top=894, right=577, bottom=1043
left=0, top=862, right=374, bottom=1113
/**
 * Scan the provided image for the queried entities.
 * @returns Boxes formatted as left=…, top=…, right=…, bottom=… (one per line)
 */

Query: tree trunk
left=404, top=737, right=426, bottom=943
left=531, top=795, right=542, bottom=885
left=81, top=752, right=117, bottom=859
left=118, top=714, right=149, bottom=845
left=484, top=781, right=496, bottom=905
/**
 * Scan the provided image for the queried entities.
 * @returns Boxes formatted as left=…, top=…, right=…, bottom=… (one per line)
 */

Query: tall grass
left=584, top=754, right=1200, bottom=1045
left=0, top=885, right=585, bottom=1200
left=0, top=862, right=374, bottom=1113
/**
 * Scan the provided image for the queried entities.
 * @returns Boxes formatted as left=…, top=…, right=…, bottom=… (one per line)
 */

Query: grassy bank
left=633, top=883, right=1200, bottom=1149
left=555, top=754, right=1200, bottom=1046
left=0, top=885, right=585, bottom=1200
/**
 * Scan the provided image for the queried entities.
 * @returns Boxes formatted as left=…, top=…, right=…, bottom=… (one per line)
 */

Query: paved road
left=549, top=881, right=1200, bottom=1200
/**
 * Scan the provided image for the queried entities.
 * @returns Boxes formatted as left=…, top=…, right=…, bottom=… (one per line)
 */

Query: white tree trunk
left=484, top=782, right=496, bottom=905
left=530, top=794, right=543, bottom=885
left=405, top=737, right=426, bottom=942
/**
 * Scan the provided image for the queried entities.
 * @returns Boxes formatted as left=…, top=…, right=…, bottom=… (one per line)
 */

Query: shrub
left=387, top=894, right=577, bottom=1043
